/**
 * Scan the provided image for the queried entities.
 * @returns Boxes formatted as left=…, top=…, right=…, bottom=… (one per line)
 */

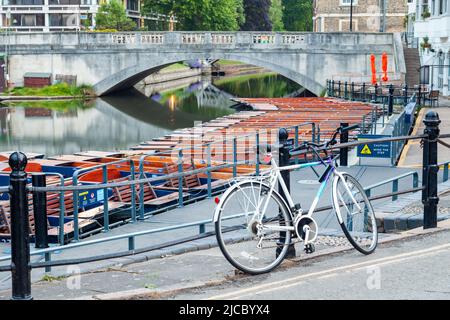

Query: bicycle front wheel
left=332, top=173, right=378, bottom=254
left=215, top=181, right=292, bottom=274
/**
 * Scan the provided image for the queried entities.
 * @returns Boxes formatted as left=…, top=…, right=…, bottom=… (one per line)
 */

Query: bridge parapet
left=0, top=31, right=396, bottom=52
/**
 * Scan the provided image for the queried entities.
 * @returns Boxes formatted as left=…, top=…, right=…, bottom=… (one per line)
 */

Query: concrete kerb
left=73, top=220, right=450, bottom=300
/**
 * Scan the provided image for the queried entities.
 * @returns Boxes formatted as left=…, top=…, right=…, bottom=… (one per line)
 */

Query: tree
left=282, top=0, right=313, bottom=31
left=95, top=0, right=137, bottom=31
left=270, top=0, right=285, bottom=31
left=241, top=0, right=272, bottom=31
left=142, top=0, right=242, bottom=31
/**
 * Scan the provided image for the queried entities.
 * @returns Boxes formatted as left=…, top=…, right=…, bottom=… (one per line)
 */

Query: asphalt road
left=174, top=229, right=450, bottom=300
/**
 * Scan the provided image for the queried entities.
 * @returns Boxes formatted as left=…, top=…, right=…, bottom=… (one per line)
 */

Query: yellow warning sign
left=360, top=144, right=372, bottom=155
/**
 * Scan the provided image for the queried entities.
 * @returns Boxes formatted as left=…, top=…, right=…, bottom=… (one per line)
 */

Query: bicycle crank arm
left=262, top=225, right=295, bottom=232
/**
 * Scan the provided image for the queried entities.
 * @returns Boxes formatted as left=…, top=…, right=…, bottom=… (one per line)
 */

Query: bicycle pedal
left=304, top=243, right=315, bottom=254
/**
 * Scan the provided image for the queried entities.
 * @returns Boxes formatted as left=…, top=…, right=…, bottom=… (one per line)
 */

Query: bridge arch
left=93, top=53, right=324, bottom=96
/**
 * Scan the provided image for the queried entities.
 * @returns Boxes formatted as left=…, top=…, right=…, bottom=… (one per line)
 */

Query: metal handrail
left=0, top=169, right=425, bottom=268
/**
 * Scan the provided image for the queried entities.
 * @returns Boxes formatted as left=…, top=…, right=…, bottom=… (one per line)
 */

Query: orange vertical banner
left=371, top=54, right=377, bottom=85
left=382, top=52, right=389, bottom=82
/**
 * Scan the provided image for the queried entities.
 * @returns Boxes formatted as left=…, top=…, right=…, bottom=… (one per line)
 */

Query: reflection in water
left=0, top=73, right=302, bottom=157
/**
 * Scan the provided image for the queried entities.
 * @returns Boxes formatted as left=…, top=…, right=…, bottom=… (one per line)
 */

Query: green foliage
left=270, top=0, right=285, bottom=31
left=95, top=0, right=137, bottom=31
left=241, top=0, right=272, bottom=31
left=282, top=0, right=313, bottom=31
left=142, top=0, right=242, bottom=31
left=7, top=83, right=93, bottom=97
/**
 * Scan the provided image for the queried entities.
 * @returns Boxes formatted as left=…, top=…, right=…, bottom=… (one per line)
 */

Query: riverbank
left=0, top=83, right=94, bottom=102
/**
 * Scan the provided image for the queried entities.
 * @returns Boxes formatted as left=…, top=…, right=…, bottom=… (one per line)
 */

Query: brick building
left=313, top=0, right=409, bottom=32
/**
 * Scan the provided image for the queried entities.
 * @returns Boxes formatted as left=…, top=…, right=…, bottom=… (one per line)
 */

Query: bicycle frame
left=255, top=155, right=360, bottom=240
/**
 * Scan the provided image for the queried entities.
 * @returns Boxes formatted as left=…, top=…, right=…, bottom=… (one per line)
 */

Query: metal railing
left=0, top=110, right=447, bottom=300
left=326, top=80, right=429, bottom=108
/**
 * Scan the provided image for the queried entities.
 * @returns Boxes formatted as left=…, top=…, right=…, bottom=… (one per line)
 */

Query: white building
left=414, top=0, right=450, bottom=95
left=0, top=0, right=99, bottom=32
left=0, top=0, right=171, bottom=32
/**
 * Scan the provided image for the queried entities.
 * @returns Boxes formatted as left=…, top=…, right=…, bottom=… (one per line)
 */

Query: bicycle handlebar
left=289, top=124, right=360, bottom=156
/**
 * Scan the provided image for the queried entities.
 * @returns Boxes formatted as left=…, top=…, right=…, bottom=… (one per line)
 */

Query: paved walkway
left=0, top=166, right=420, bottom=294
left=3, top=220, right=449, bottom=300
left=398, top=106, right=450, bottom=168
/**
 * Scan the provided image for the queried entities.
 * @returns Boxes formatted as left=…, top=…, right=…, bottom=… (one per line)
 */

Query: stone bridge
left=0, top=32, right=406, bottom=96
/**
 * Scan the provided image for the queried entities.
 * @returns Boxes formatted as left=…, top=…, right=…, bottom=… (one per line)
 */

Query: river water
left=0, top=73, right=303, bottom=157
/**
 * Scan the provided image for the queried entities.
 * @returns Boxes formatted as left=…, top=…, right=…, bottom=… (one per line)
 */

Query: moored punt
left=0, top=97, right=380, bottom=243
left=0, top=152, right=45, bottom=162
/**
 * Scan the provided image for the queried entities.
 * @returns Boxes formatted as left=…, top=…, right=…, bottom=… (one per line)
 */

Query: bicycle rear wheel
left=332, top=173, right=378, bottom=254
left=215, top=181, right=292, bottom=274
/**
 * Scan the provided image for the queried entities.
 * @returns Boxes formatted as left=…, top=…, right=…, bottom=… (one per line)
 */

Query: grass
left=5, top=83, right=94, bottom=97
left=160, top=63, right=190, bottom=73
left=217, top=60, right=245, bottom=65
left=213, top=72, right=278, bottom=85
left=40, top=274, right=65, bottom=282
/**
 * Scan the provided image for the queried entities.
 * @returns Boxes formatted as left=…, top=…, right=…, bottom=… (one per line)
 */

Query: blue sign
left=357, top=134, right=391, bottom=158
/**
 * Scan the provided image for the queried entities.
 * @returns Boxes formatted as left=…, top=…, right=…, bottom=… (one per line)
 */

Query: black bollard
left=422, top=111, right=441, bottom=229
left=32, top=173, right=48, bottom=249
left=277, top=128, right=296, bottom=258
left=9, top=152, right=32, bottom=300
left=340, top=123, right=349, bottom=167
left=388, top=84, right=394, bottom=116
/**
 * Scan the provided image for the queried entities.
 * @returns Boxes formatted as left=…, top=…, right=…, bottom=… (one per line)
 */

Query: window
left=49, top=0, right=81, bottom=4
left=448, top=52, right=450, bottom=88
left=126, top=0, right=139, bottom=11
left=438, top=52, right=444, bottom=89
left=340, top=0, right=357, bottom=5
left=5, top=0, right=44, bottom=4
left=439, top=0, right=445, bottom=14
left=10, top=14, right=45, bottom=26
left=49, top=13, right=78, bottom=26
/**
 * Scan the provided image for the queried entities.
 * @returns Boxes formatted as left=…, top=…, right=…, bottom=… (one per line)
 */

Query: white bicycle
left=214, top=125, right=378, bottom=274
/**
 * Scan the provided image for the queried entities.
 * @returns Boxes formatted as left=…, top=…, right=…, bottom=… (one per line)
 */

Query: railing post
left=392, top=179, right=399, bottom=201
left=255, top=132, right=260, bottom=176
left=388, top=84, right=394, bottom=116
left=8, top=152, right=32, bottom=300
left=177, top=150, right=184, bottom=208
left=418, top=85, right=422, bottom=106
left=338, top=80, right=342, bottom=98
left=351, top=82, right=355, bottom=101
left=130, top=161, right=136, bottom=222
left=327, top=80, right=331, bottom=96
left=32, top=173, right=48, bottom=249
left=422, top=111, right=441, bottom=229
left=404, top=84, right=408, bottom=106
left=102, top=166, right=109, bottom=232
left=344, top=81, right=348, bottom=100
left=278, top=129, right=295, bottom=258
left=206, top=144, right=212, bottom=199
left=372, top=83, right=378, bottom=103
left=362, top=82, right=366, bottom=102
left=233, top=137, right=237, bottom=178
left=340, top=122, right=349, bottom=167
left=331, top=80, right=335, bottom=97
